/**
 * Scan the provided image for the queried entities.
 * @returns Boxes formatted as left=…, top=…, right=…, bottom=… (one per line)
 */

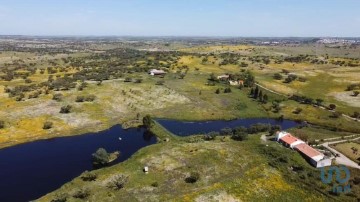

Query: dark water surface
left=0, top=125, right=156, bottom=202
left=157, top=118, right=300, bottom=136
left=0, top=118, right=299, bottom=202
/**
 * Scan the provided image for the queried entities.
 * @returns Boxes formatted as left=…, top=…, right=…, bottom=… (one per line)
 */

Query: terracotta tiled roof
left=294, top=143, right=322, bottom=158
left=279, top=134, right=299, bottom=145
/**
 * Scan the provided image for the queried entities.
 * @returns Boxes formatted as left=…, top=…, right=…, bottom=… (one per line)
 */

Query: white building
left=276, top=131, right=331, bottom=168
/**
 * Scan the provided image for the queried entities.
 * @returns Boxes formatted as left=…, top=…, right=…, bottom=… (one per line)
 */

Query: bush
left=204, top=131, right=219, bottom=141
left=220, top=127, right=233, bottom=136
left=92, top=148, right=110, bottom=166
left=52, top=93, right=63, bottom=101
left=51, top=193, right=68, bottom=202
left=224, top=87, right=232, bottom=93
left=43, top=121, right=53, bottom=130
left=293, top=107, right=303, bottom=114
left=81, top=171, right=97, bottom=181
left=151, top=182, right=159, bottom=187
left=72, top=188, right=90, bottom=199
left=124, top=77, right=132, bottom=82
left=85, top=95, right=96, bottom=102
left=185, top=172, right=200, bottom=183
left=231, top=132, right=248, bottom=141
left=0, top=120, right=5, bottom=129
left=215, top=88, right=220, bottom=94
left=75, top=95, right=85, bottom=102
left=59, top=105, right=72, bottom=113
left=107, top=174, right=129, bottom=190
left=328, top=104, right=336, bottom=110
left=273, top=73, right=283, bottom=80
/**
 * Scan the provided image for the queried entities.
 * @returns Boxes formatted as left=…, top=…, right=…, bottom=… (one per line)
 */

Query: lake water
left=0, top=125, right=156, bottom=202
left=157, top=118, right=300, bottom=136
left=0, top=118, right=299, bottom=202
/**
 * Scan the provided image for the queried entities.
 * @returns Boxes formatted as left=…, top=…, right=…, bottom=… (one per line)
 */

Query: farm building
left=149, top=69, right=166, bottom=76
left=217, top=74, right=229, bottom=80
left=229, top=80, right=244, bottom=86
left=276, top=131, right=331, bottom=168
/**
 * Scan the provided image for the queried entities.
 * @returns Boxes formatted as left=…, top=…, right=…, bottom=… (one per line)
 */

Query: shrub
left=124, top=77, right=132, bottom=82
left=273, top=73, right=283, bottom=80
left=59, top=105, right=72, bottom=113
left=72, top=188, right=90, bottom=199
left=43, top=121, right=53, bottom=130
left=231, top=132, right=248, bottom=141
left=220, top=127, right=233, bottom=136
left=75, top=95, right=85, bottom=102
left=81, top=171, right=97, bottom=181
left=92, top=148, right=110, bottom=166
left=107, top=174, right=129, bottom=190
left=51, top=193, right=68, bottom=202
left=204, top=131, right=219, bottom=141
left=328, top=104, right=336, bottom=110
left=151, top=182, right=159, bottom=187
left=215, top=88, right=220, bottom=94
left=224, top=87, right=232, bottom=93
left=85, top=95, right=96, bottom=102
left=52, top=93, right=63, bottom=101
left=353, top=91, right=359, bottom=97
left=185, top=172, right=200, bottom=183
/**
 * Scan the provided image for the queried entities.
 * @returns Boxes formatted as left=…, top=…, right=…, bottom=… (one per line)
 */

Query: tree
left=328, top=104, right=336, bottom=110
left=0, top=120, right=4, bottom=129
left=220, top=127, right=233, bottom=136
left=143, top=115, right=154, bottom=129
left=315, top=98, right=323, bottom=106
left=43, top=121, right=53, bottom=129
left=250, top=88, right=254, bottom=97
left=92, top=148, right=110, bottom=166
left=231, top=127, right=248, bottom=141
left=258, top=90, right=263, bottom=101
left=353, top=111, right=360, bottom=119
left=263, top=94, right=268, bottom=104
left=254, top=86, right=259, bottom=99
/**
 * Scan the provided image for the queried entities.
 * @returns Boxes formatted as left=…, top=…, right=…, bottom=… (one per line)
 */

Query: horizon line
left=1, top=34, right=360, bottom=39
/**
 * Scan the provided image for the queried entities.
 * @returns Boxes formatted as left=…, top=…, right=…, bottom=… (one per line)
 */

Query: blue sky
left=0, top=0, right=359, bottom=37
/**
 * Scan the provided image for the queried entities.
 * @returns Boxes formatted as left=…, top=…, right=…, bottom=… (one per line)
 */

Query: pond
left=0, top=125, right=156, bottom=202
left=0, top=118, right=300, bottom=202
